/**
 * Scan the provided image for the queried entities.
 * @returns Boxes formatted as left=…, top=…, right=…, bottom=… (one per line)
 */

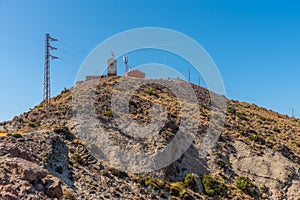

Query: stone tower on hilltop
left=107, top=52, right=117, bottom=77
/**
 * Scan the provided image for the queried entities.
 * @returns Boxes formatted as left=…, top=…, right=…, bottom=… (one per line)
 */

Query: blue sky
left=0, top=0, right=300, bottom=121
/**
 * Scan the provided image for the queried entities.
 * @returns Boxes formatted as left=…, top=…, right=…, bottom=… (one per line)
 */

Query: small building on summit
left=123, top=70, right=145, bottom=78
left=83, top=53, right=146, bottom=81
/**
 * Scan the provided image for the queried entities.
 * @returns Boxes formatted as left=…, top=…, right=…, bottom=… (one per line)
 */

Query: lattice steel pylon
left=43, top=33, right=58, bottom=113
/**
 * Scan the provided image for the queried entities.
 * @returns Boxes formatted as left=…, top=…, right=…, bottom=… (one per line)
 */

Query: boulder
left=4, top=157, right=47, bottom=182
left=0, top=143, right=33, bottom=161
left=44, top=177, right=63, bottom=198
left=8, top=147, right=33, bottom=162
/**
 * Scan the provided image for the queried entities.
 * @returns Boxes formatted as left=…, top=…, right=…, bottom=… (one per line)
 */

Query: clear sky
left=0, top=0, right=300, bottom=121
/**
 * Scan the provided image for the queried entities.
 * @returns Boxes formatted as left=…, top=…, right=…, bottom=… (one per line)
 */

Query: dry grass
left=0, top=132, right=6, bottom=137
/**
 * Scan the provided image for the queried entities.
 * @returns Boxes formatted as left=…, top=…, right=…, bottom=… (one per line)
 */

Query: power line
left=57, top=41, right=87, bottom=56
left=44, top=33, right=58, bottom=113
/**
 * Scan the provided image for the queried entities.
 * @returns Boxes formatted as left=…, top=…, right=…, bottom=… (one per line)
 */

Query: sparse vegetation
left=201, top=174, right=227, bottom=197
left=260, top=185, right=267, bottom=193
left=110, top=169, right=128, bottom=179
left=41, top=152, right=48, bottom=162
left=169, top=182, right=184, bottom=197
left=131, top=175, right=188, bottom=197
left=104, top=109, right=113, bottom=117
left=184, top=173, right=198, bottom=192
left=258, top=115, right=276, bottom=123
left=144, top=177, right=163, bottom=190
left=0, top=132, right=6, bottom=137
left=248, top=133, right=265, bottom=145
left=27, top=121, right=40, bottom=128
left=63, top=190, right=77, bottom=200
left=5, top=133, right=12, bottom=137
left=236, top=112, right=248, bottom=121
left=61, top=87, right=69, bottom=94
left=53, top=94, right=62, bottom=101
left=235, top=176, right=258, bottom=197
left=144, top=88, right=159, bottom=97
left=227, top=106, right=237, bottom=114
left=12, top=132, right=22, bottom=138
left=216, top=159, right=226, bottom=168
left=273, top=127, right=281, bottom=133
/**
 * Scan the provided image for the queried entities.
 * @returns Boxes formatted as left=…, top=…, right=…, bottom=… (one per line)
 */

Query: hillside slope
left=0, top=76, right=299, bottom=199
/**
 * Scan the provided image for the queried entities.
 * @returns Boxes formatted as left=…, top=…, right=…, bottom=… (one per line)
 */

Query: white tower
left=107, top=52, right=117, bottom=76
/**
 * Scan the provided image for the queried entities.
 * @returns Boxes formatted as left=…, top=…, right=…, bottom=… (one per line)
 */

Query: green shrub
left=111, top=169, right=128, bottom=179
left=63, top=190, right=77, bottom=200
left=235, top=176, right=258, bottom=197
left=202, top=174, right=227, bottom=197
left=54, top=126, right=68, bottom=134
left=12, top=132, right=22, bottom=138
left=258, top=115, right=267, bottom=121
left=260, top=185, right=267, bottom=193
left=61, top=87, right=69, bottom=94
left=27, top=121, right=40, bottom=128
left=41, top=152, right=48, bottom=162
left=53, top=94, right=62, bottom=101
left=153, top=84, right=160, bottom=90
left=144, top=89, right=159, bottom=97
left=169, top=182, right=185, bottom=197
left=184, top=174, right=198, bottom=192
left=226, top=106, right=236, bottom=114
left=145, top=178, right=162, bottom=190
left=258, top=115, right=276, bottom=123
left=199, top=104, right=207, bottom=109
left=273, top=128, right=281, bottom=133
left=145, top=90, right=154, bottom=95
left=248, top=134, right=265, bottom=145
left=104, top=110, right=113, bottom=117
left=236, top=112, right=248, bottom=121
left=267, top=135, right=275, bottom=141
left=217, top=159, right=226, bottom=168
left=267, top=118, right=276, bottom=123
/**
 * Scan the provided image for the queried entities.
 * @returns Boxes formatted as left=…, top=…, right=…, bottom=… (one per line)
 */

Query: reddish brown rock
left=44, top=177, right=63, bottom=198
left=4, top=157, right=47, bottom=182
left=0, top=143, right=33, bottom=162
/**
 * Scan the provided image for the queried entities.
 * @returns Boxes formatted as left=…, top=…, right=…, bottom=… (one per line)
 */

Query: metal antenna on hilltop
left=123, top=55, right=128, bottom=73
left=292, top=108, right=295, bottom=117
left=43, top=33, right=58, bottom=113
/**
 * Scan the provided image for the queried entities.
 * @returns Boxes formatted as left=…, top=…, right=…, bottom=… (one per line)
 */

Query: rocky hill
left=0, top=76, right=299, bottom=199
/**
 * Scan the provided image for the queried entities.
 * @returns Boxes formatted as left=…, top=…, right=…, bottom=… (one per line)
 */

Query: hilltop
left=0, top=76, right=299, bottom=199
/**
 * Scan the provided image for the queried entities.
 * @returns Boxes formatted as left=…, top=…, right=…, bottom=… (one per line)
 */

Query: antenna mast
left=43, top=33, right=58, bottom=113
left=123, top=55, right=128, bottom=73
